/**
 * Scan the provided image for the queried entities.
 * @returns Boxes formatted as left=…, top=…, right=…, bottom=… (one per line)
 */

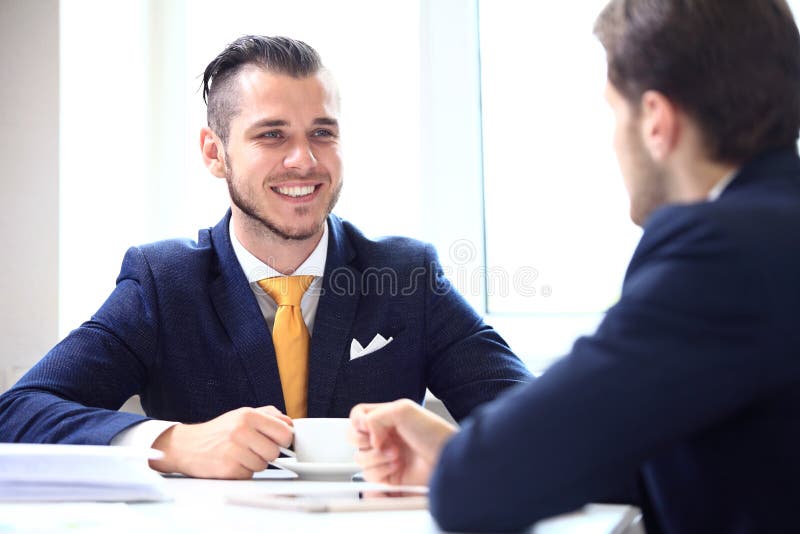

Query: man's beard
left=626, top=123, right=668, bottom=226
left=226, top=167, right=342, bottom=241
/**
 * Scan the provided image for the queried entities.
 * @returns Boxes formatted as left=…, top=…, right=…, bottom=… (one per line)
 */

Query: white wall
left=58, top=0, right=181, bottom=335
left=0, top=0, right=60, bottom=392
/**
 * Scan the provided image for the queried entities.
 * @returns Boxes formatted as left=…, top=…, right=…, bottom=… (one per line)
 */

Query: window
left=479, top=0, right=641, bottom=315
left=475, top=0, right=641, bottom=368
left=419, top=1, right=641, bottom=369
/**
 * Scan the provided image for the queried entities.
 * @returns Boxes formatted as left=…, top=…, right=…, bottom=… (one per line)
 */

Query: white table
left=0, top=477, right=640, bottom=533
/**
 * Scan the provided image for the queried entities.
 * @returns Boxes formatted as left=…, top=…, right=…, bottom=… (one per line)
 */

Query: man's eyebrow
left=314, top=117, right=339, bottom=127
left=250, top=119, right=288, bottom=129
left=247, top=118, right=338, bottom=129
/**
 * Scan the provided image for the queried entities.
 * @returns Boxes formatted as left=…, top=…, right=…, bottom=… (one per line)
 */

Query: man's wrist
left=149, top=423, right=181, bottom=473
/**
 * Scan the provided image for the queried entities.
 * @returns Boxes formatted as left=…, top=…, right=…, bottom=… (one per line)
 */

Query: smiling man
left=0, top=36, right=530, bottom=478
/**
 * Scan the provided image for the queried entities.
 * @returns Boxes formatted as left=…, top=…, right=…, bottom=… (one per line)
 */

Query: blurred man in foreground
left=350, top=1, right=800, bottom=532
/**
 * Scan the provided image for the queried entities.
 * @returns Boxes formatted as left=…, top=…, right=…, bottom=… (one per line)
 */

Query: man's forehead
left=235, top=65, right=339, bottom=104
left=226, top=70, right=338, bottom=133
left=228, top=68, right=338, bottom=126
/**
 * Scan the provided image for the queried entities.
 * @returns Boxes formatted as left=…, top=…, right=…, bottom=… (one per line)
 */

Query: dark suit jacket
left=429, top=148, right=800, bottom=534
left=0, top=214, right=530, bottom=444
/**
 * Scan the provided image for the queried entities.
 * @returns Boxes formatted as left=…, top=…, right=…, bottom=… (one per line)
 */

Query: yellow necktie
left=257, top=275, right=315, bottom=419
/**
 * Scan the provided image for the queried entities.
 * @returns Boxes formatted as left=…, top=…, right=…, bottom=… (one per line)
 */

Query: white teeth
left=274, top=185, right=315, bottom=197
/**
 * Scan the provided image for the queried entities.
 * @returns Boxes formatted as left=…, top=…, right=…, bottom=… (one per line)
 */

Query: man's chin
left=279, top=230, right=322, bottom=241
left=230, top=192, right=331, bottom=242
left=271, top=220, right=327, bottom=242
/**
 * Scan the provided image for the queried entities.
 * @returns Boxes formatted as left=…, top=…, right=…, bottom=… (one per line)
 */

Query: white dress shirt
left=708, top=169, right=739, bottom=201
left=111, top=220, right=329, bottom=449
left=230, top=221, right=328, bottom=334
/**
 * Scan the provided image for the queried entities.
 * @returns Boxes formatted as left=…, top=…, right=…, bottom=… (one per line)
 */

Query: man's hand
left=149, top=406, right=293, bottom=479
left=348, top=399, right=457, bottom=486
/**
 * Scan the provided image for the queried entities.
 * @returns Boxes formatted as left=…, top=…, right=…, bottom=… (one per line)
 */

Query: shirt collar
left=707, top=168, right=739, bottom=201
left=229, top=219, right=328, bottom=283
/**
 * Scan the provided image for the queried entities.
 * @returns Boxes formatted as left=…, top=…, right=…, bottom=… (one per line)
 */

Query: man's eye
left=262, top=131, right=282, bottom=138
left=312, top=129, right=335, bottom=138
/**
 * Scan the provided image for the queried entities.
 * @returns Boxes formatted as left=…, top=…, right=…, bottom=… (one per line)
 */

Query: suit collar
left=721, top=147, right=800, bottom=198
left=324, top=214, right=357, bottom=266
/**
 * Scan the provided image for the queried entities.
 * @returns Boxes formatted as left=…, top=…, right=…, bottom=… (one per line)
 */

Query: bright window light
left=479, top=0, right=641, bottom=316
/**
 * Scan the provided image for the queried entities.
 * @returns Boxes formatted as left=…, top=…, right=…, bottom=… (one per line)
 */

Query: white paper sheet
left=0, top=443, right=168, bottom=502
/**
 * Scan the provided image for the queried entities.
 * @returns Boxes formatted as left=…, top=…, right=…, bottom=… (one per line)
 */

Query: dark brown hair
left=202, top=35, right=322, bottom=144
left=595, top=0, right=800, bottom=163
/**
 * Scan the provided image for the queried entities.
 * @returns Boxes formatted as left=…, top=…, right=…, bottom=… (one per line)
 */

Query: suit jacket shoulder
left=334, top=216, right=437, bottom=269
left=317, top=215, right=531, bottom=421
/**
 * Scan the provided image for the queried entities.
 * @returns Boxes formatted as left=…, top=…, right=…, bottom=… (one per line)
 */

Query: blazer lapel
left=206, top=211, right=286, bottom=413
left=307, top=216, right=360, bottom=417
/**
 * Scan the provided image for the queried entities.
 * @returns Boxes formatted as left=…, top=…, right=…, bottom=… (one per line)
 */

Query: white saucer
left=271, top=457, right=361, bottom=481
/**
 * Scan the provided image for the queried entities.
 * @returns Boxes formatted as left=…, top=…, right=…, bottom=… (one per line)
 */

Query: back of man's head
left=594, top=0, right=800, bottom=164
left=202, top=35, right=323, bottom=144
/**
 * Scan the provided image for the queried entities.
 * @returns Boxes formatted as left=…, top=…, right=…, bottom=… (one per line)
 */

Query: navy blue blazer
left=0, top=214, right=530, bottom=444
left=429, top=148, right=800, bottom=533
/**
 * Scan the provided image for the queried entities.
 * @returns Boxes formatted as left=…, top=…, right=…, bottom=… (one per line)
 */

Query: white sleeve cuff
left=111, top=419, right=178, bottom=449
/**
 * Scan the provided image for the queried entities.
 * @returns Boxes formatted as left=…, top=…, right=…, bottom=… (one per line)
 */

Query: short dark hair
left=202, top=35, right=323, bottom=144
left=594, top=0, right=800, bottom=163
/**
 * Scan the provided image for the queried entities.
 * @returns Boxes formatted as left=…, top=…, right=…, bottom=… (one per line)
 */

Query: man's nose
left=283, top=139, right=317, bottom=173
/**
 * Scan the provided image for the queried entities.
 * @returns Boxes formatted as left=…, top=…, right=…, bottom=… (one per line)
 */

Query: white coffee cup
left=292, top=418, right=357, bottom=464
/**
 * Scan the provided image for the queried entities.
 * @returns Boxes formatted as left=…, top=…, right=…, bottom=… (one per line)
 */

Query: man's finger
left=346, top=424, right=372, bottom=449
left=237, top=447, right=271, bottom=474
left=247, top=432, right=283, bottom=464
left=257, top=405, right=293, bottom=425
left=251, top=411, right=295, bottom=448
left=355, top=448, right=394, bottom=470
left=361, top=457, right=400, bottom=484
left=349, top=402, right=391, bottom=432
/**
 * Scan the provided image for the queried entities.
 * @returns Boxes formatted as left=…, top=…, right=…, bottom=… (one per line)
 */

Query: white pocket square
left=350, top=334, right=394, bottom=360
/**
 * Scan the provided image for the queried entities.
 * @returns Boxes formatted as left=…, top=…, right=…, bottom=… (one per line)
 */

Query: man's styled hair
left=202, top=35, right=323, bottom=144
left=594, top=0, right=800, bottom=164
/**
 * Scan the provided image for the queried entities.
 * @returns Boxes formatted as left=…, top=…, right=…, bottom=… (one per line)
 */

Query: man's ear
left=639, top=90, right=679, bottom=162
left=200, top=127, right=227, bottom=178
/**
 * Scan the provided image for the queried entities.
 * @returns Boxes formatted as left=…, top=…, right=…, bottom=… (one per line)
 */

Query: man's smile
left=270, top=183, right=322, bottom=201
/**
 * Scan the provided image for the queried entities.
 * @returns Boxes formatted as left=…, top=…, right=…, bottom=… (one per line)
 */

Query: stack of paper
left=0, top=443, right=168, bottom=502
